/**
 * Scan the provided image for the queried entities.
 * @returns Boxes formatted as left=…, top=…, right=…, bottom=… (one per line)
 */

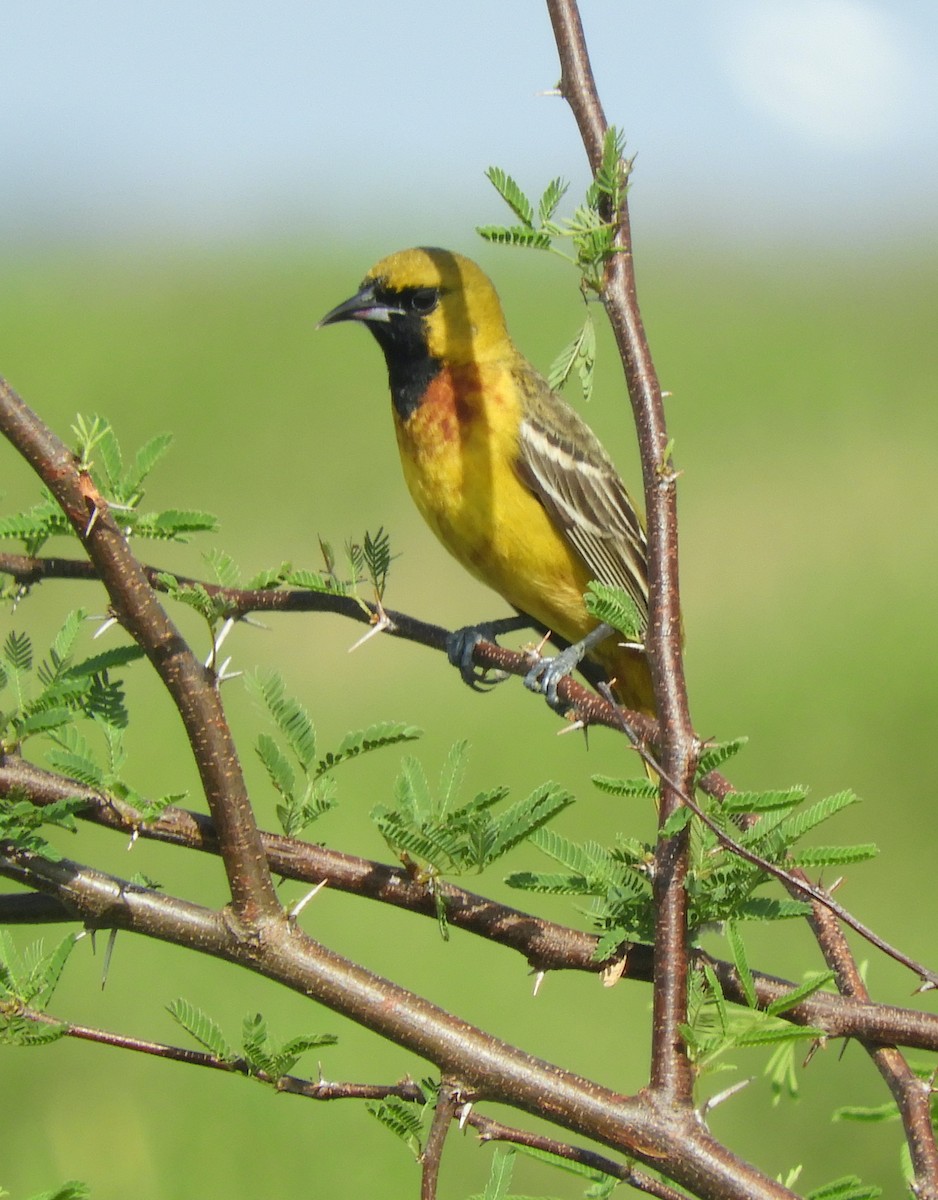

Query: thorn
left=84, top=503, right=101, bottom=538
left=457, top=1102, right=473, bottom=1129
left=289, top=879, right=328, bottom=919
left=532, top=630, right=552, bottom=657
left=535, top=87, right=563, bottom=97
left=532, top=970, right=546, bottom=996
left=348, top=609, right=393, bottom=652
left=215, top=657, right=242, bottom=685
left=239, top=614, right=269, bottom=630
left=701, top=1077, right=753, bottom=1116
left=827, top=876, right=844, bottom=894
left=557, top=719, right=585, bottom=736
left=127, top=827, right=139, bottom=851
left=101, top=927, right=118, bottom=990
left=205, top=616, right=236, bottom=668
left=93, top=615, right=119, bottom=640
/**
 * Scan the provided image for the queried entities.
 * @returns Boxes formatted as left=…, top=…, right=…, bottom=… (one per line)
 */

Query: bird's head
left=319, top=247, right=513, bottom=366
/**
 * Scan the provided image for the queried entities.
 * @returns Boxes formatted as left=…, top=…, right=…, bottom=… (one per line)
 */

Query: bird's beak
left=317, top=282, right=404, bottom=328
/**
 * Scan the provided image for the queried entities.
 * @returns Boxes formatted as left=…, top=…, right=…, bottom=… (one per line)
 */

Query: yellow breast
left=393, top=362, right=596, bottom=644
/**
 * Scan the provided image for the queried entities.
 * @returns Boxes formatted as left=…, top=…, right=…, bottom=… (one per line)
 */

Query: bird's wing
left=514, top=369, right=649, bottom=620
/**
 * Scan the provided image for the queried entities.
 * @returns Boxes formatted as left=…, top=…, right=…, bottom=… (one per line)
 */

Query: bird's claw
left=447, top=625, right=510, bottom=692
left=524, top=645, right=584, bottom=713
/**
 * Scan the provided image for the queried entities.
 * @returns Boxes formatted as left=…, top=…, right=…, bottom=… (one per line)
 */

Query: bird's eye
left=410, top=288, right=439, bottom=314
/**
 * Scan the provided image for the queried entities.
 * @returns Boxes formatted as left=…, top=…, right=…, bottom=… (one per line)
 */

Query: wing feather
left=513, top=368, right=649, bottom=619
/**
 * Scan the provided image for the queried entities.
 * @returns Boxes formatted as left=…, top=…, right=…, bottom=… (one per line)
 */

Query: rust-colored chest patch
left=402, top=364, right=480, bottom=447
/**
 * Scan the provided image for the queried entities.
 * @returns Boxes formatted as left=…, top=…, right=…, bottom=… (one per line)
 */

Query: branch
left=16, top=1005, right=427, bottom=1101
left=5, top=757, right=938, bottom=1052
left=467, top=1112, right=694, bottom=1199
left=421, top=1081, right=460, bottom=1200
left=0, top=845, right=798, bottom=1200
left=0, top=377, right=278, bottom=924
left=0, top=550, right=659, bottom=743
left=546, top=0, right=696, bottom=1107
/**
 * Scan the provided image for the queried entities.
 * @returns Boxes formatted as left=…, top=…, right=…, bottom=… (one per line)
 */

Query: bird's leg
left=524, top=622, right=615, bottom=711
left=446, top=614, right=535, bottom=692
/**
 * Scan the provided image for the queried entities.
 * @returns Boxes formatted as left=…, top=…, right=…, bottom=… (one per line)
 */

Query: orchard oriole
left=319, top=247, right=653, bottom=714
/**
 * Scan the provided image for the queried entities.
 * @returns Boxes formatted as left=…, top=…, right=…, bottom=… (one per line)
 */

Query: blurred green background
left=2, top=237, right=936, bottom=1199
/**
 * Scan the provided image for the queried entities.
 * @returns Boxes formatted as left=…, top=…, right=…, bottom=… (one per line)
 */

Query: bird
left=319, top=246, right=654, bottom=715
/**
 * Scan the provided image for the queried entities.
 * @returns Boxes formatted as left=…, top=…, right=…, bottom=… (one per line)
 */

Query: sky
left=2, top=0, right=936, bottom=247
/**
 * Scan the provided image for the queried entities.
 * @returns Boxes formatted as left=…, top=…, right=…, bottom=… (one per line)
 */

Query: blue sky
left=3, top=1, right=936, bottom=246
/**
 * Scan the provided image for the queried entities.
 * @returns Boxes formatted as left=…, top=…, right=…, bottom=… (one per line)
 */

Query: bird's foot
left=523, top=623, right=615, bottom=713
left=446, top=615, right=532, bottom=692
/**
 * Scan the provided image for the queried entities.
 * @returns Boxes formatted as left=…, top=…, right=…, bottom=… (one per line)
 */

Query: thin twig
left=467, top=1112, right=694, bottom=1199
left=546, top=0, right=696, bottom=1108
left=19, top=1005, right=427, bottom=1102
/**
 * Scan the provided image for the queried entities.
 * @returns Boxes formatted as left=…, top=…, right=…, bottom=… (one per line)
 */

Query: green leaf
left=721, top=788, right=808, bottom=814
left=322, top=721, right=421, bottom=772
left=504, top=869, right=591, bottom=895
left=484, top=167, right=535, bottom=227
left=538, top=176, right=569, bottom=224
left=659, top=805, right=693, bottom=838
left=4, top=630, right=33, bottom=674
left=832, top=1102, right=899, bottom=1123
left=131, top=509, right=218, bottom=541
left=26, top=1181, right=90, bottom=1200
left=167, top=998, right=234, bottom=1061
left=0, top=932, right=78, bottom=1008
left=726, top=923, right=757, bottom=1008
left=789, top=843, right=877, bottom=867
left=737, top=897, right=813, bottom=921
left=476, top=224, right=552, bottom=250
left=65, top=645, right=146, bottom=679
left=362, top=526, right=392, bottom=599
left=256, top=733, right=297, bottom=801
left=765, top=971, right=835, bottom=1017
left=548, top=315, right=597, bottom=404
left=366, top=1096, right=426, bottom=1159
left=777, top=790, right=859, bottom=842
left=696, top=737, right=747, bottom=778
left=122, top=431, right=173, bottom=498
left=477, top=1147, right=516, bottom=1200
left=203, top=548, right=241, bottom=589
left=806, top=1175, right=882, bottom=1200
left=592, top=774, right=659, bottom=800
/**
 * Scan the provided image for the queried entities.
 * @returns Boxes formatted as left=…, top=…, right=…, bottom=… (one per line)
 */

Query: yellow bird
left=320, top=247, right=654, bottom=715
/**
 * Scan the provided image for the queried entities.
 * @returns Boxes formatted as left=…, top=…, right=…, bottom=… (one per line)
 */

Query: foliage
left=478, top=127, right=630, bottom=402
left=372, top=741, right=574, bottom=936
left=167, top=997, right=337, bottom=1083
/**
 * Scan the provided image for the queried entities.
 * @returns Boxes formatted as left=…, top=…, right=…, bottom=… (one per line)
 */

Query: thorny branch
left=547, top=0, right=696, bottom=1108
left=3, top=758, right=938, bottom=1053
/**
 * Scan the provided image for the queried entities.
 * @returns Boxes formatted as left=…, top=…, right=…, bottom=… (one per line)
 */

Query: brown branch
left=421, top=1081, right=460, bottom=1200
left=467, top=1112, right=693, bottom=1199
left=0, top=846, right=798, bottom=1200
left=5, top=757, right=938, bottom=1053
left=0, top=377, right=278, bottom=924
left=546, top=0, right=696, bottom=1108
left=798, top=873, right=938, bottom=1198
left=20, top=1004, right=426, bottom=1102
left=0, top=550, right=659, bottom=743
